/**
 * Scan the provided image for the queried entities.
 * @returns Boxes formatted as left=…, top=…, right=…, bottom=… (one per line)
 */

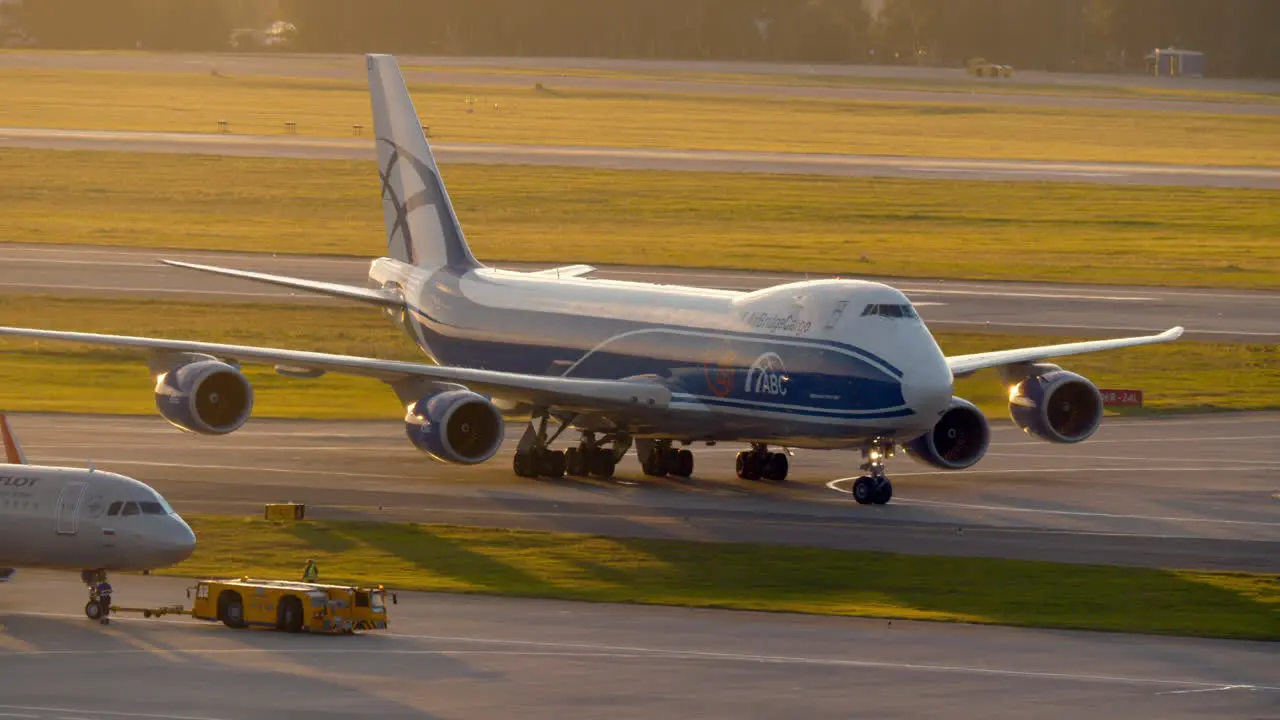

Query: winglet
left=0, top=413, right=28, bottom=465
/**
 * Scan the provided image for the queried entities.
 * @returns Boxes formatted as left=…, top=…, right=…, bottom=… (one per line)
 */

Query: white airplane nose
left=902, top=366, right=953, bottom=420
left=162, top=515, right=197, bottom=565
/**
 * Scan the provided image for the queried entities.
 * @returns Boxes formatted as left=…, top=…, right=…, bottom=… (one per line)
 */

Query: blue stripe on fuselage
left=402, top=294, right=912, bottom=421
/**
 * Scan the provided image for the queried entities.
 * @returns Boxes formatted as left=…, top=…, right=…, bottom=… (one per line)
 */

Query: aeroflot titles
left=0, top=476, right=40, bottom=488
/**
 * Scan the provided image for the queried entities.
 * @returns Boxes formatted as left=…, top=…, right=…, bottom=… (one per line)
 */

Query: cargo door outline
left=55, top=481, right=87, bottom=535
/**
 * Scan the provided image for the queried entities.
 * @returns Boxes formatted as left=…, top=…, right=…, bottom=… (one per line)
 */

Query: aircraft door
left=55, top=481, right=87, bottom=535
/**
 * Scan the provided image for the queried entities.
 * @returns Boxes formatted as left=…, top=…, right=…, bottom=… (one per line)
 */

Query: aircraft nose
left=902, top=363, right=953, bottom=420
left=160, top=515, right=197, bottom=565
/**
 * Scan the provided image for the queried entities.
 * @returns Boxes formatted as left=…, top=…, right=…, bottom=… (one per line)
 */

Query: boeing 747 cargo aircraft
left=0, top=55, right=1183, bottom=505
left=0, top=414, right=195, bottom=618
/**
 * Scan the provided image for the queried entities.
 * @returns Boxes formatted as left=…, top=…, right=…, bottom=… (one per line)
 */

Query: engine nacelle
left=903, top=396, right=990, bottom=470
left=1008, top=370, right=1103, bottom=443
left=404, top=389, right=505, bottom=465
left=154, top=359, right=254, bottom=435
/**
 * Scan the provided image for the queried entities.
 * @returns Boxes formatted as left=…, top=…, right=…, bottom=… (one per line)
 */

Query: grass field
left=402, top=62, right=1280, bottom=106
left=158, top=516, right=1280, bottom=641
left=0, top=296, right=1274, bottom=418
left=5, top=148, right=1279, bottom=290
left=2, top=68, right=1279, bottom=167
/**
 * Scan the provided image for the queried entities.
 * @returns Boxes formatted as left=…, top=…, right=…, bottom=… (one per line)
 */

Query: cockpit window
left=121, top=502, right=140, bottom=516
left=139, top=502, right=166, bottom=515
left=106, top=501, right=123, bottom=516
left=860, top=303, right=918, bottom=319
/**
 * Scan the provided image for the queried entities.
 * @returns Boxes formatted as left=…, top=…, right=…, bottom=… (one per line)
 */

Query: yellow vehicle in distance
left=966, top=57, right=1014, bottom=78
left=184, top=577, right=394, bottom=634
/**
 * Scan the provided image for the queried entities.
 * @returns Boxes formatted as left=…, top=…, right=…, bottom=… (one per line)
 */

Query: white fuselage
left=0, top=465, right=195, bottom=572
left=369, top=257, right=956, bottom=447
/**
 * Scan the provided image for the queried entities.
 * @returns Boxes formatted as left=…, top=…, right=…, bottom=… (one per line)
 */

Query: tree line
left=6, top=0, right=1277, bottom=78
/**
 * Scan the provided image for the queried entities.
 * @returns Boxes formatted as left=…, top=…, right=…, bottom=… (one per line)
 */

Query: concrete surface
left=1, top=243, right=1273, bottom=343
left=6, top=127, right=1280, bottom=189
left=7, top=412, right=1279, bottom=572
left=0, top=571, right=1276, bottom=719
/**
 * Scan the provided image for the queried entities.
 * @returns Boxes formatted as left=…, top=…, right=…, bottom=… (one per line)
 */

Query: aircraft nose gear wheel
left=852, top=441, right=894, bottom=505
left=735, top=444, right=788, bottom=482
left=82, top=569, right=112, bottom=625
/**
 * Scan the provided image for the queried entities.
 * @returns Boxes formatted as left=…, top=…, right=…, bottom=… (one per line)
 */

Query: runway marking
left=901, top=288, right=1152, bottom=301
left=0, top=707, right=224, bottom=720
left=383, top=632, right=1280, bottom=692
left=2, top=620, right=1275, bottom=694
left=824, top=478, right=1280, bottom=528
left=932, top=318, right=1279, bottom=338
left=1156, top=685, right=1252, bottom=695
left=0, top=281, right=312, bottom=299
left=987, top=451, right=1280, bottom=467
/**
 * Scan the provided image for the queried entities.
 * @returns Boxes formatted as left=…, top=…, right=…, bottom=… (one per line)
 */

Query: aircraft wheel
left=540, top=450, right=566, bottom=479
left=873, top=478, right=893, bottom=505
left=852, top=476, right=877, bottom=505
left=590, top=449, right=616, bottom=479
left=85, top=601, right=101, bottom=620
left=565, top=447, right=585, bottom=476
left=762, top=453, right=789, bottom=482
left=513, top=451, right=536, bottom=478
left=642, top=447, right=666, bottom=477
left=673, top=449, right=694, bottom=478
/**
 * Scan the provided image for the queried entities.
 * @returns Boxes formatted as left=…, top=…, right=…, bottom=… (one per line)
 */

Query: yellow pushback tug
left=113, top=577, right=395, bottom=634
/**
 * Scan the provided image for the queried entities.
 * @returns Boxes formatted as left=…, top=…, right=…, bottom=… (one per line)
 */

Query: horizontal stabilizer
left=161, top=260, right=403, bottom=307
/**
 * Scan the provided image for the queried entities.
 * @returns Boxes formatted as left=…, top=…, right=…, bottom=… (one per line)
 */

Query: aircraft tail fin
left=0, top=413, right=28, bottom=465
left=366, top=53, right=482, bottom=272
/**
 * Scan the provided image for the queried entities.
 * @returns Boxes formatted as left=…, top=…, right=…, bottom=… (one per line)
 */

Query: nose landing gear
left=851, top=442, right=894, bottom=505
left=81, top=569, right=112, bottom=625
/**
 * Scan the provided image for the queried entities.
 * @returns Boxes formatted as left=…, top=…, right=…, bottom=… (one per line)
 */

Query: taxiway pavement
left=2, top=243, right=1273, bottom=343
left=3, top=49, right=1278, bottom=116
left=7, top=412, right=1279, bottom=573
left=0, top=571, right=1276, bottom=719
left=5, top=126, right=1280, bottom=189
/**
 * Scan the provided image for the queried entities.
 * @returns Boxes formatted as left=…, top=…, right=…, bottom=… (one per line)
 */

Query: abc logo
left=744, top=353, right=788, bottom=396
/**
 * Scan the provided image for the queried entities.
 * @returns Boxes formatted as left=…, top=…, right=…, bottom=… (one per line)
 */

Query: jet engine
left=903, top=396, right=990, bottom=470
left=404, top=388, right=505, bottom=465
left=1007, top=367, right=1103, bottom=443
left=154, top=359, right=254, bottom=435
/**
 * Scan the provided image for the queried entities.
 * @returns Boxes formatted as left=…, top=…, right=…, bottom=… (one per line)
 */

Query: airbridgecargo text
left=742, top=312, right=812, bottom=335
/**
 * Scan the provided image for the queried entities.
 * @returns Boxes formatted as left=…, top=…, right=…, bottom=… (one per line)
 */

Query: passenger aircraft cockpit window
left=106, top=501, right=123, bottom=516
left=121, top=502, right=140, bottom=516
left=139, top=501, right=166, bottom=515
left=860, top=303, right=918, bottom=319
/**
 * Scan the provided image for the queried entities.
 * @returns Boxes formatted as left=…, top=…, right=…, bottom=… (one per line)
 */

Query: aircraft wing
left=945, top=327, right=1184, bottom=377
left=528, top=264, right=596, bottom=279
left=0, top=327, right=671, bottom=412
left=160, top=260, right=403, bottom=307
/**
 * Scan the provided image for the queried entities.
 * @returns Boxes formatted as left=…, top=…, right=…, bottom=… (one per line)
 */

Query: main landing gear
left=850, top=441, right=893, bottom=505
left=511, top=411, right=627, bottom=480
left=735, top=443, right=789, bottom=482
left=638, top=439, right=694, bottom=478
left=81, top=569, right=112, bottom=625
